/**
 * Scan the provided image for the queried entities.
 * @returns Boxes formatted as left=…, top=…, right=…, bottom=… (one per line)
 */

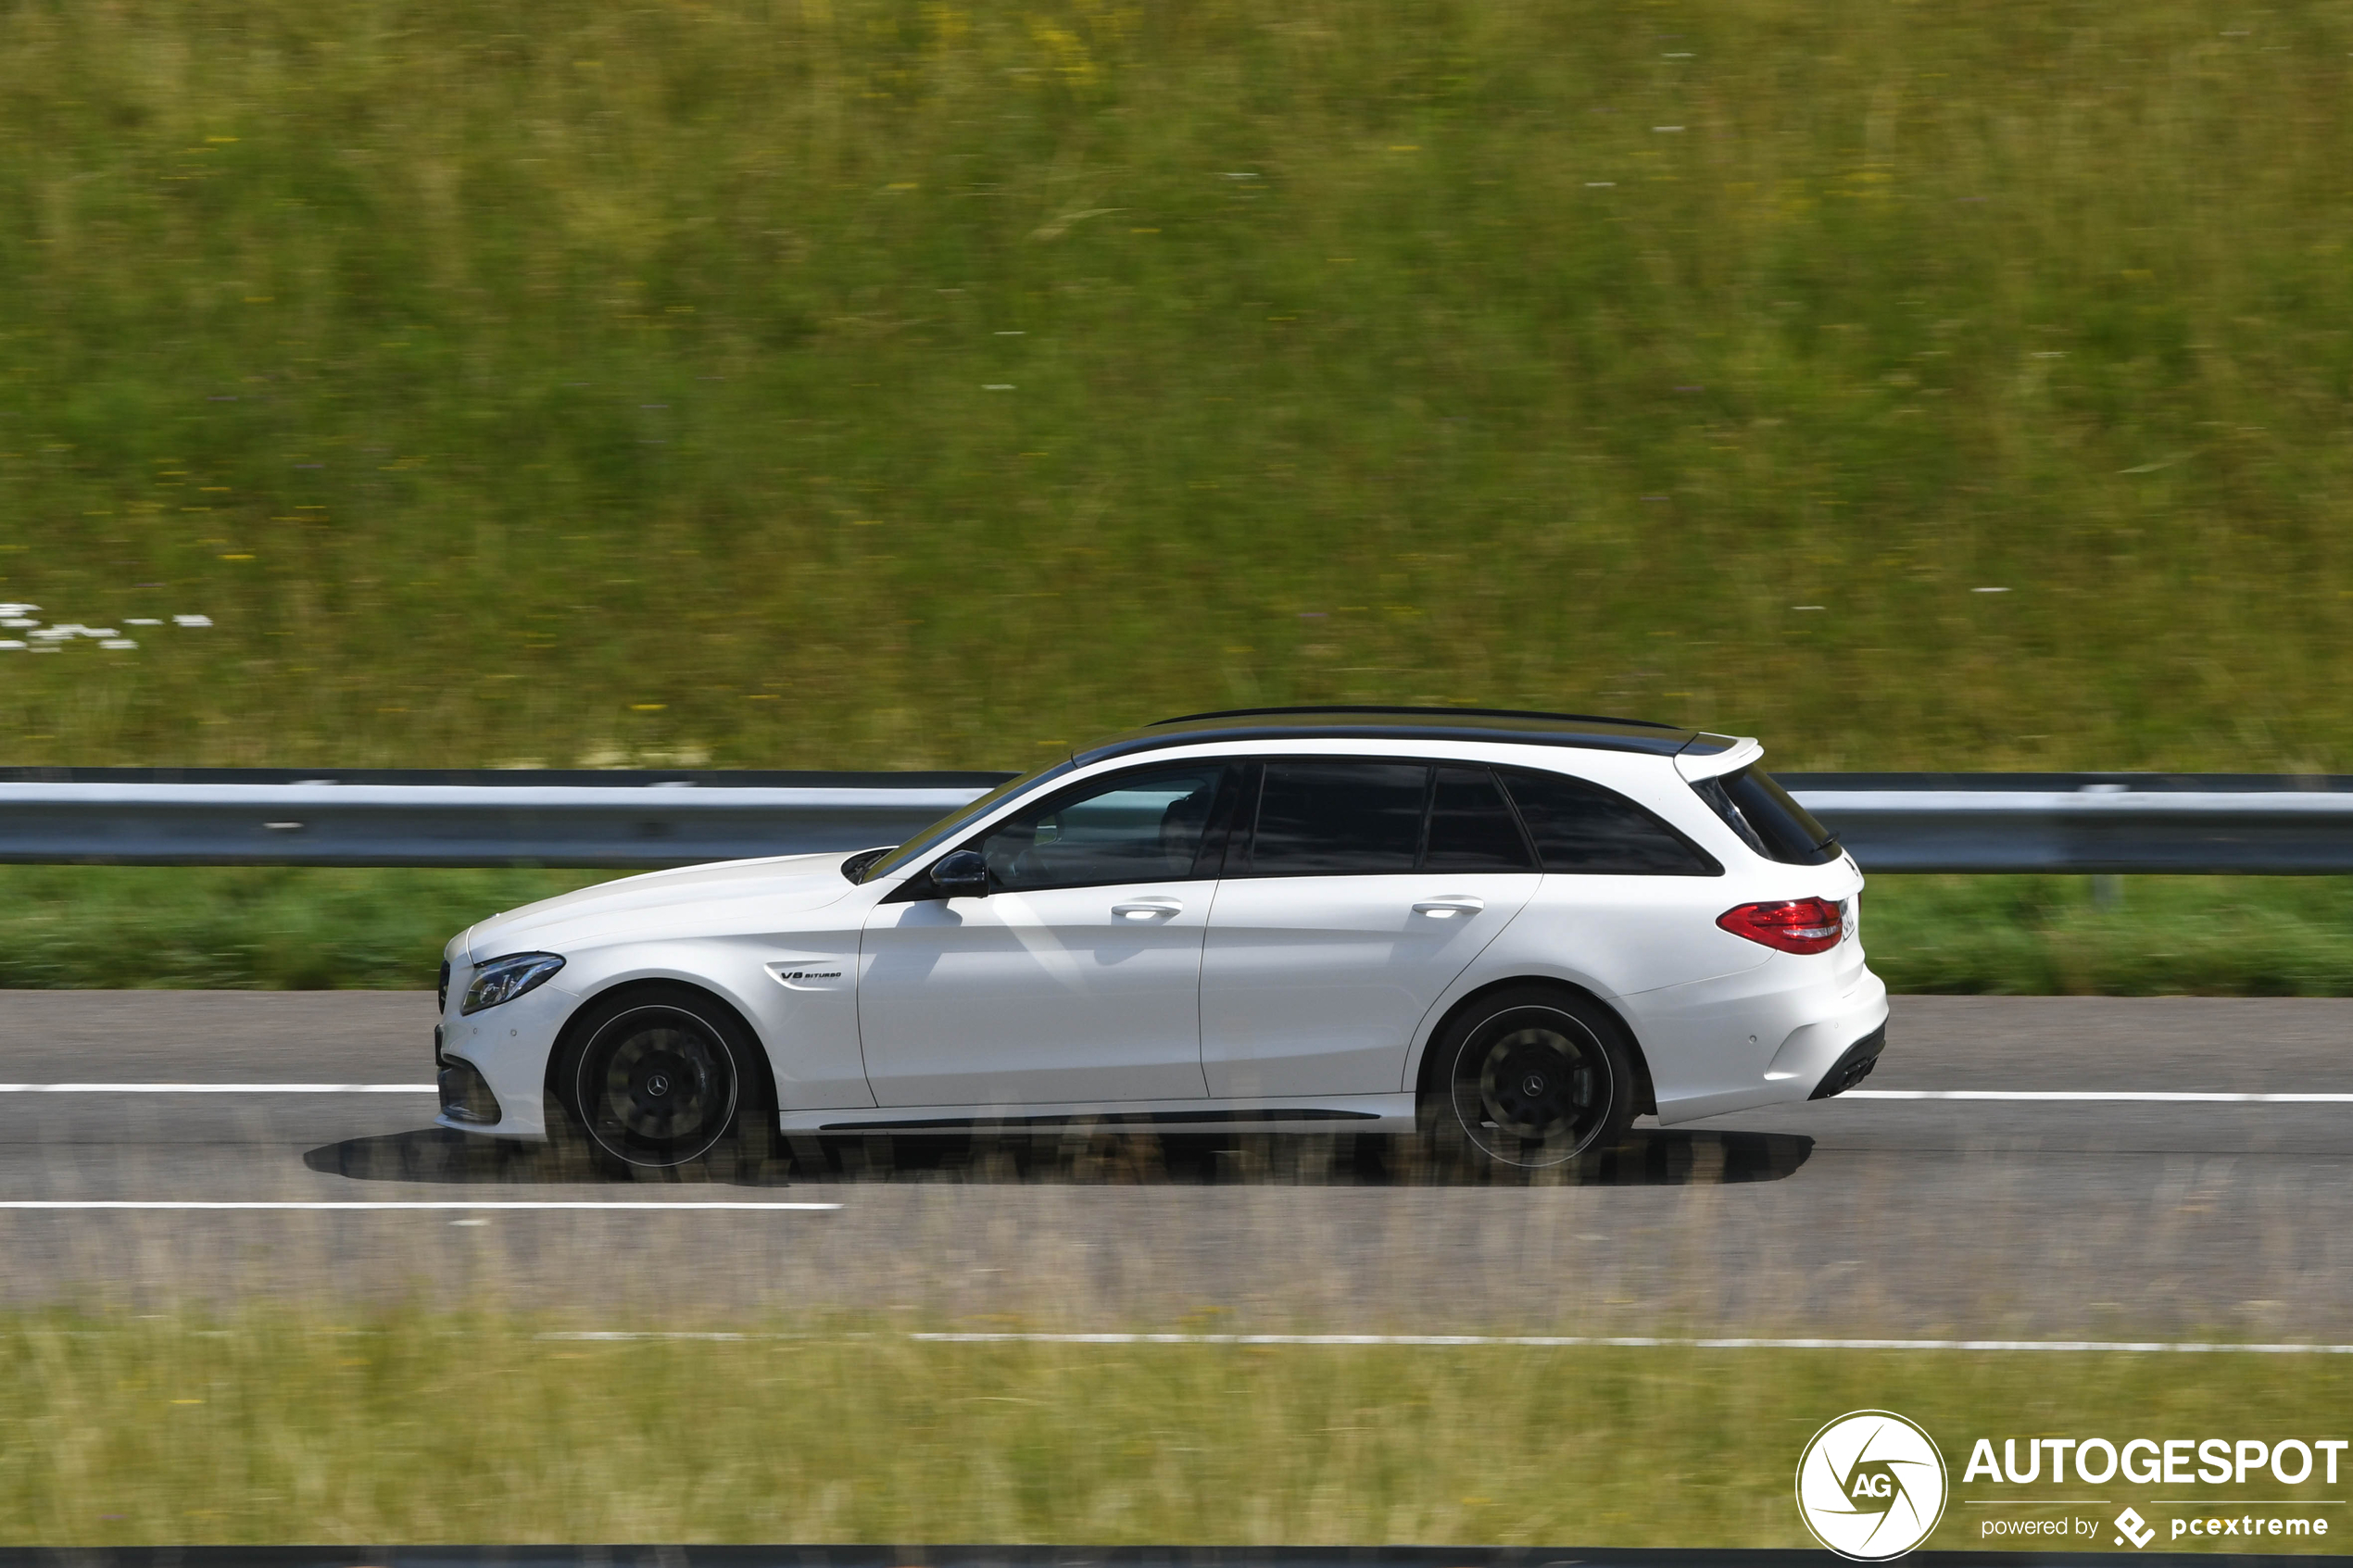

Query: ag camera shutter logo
left=1796, top=1410, right=1950, bottom=1560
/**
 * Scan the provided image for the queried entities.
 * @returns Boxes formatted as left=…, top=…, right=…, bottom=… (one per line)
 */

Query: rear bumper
left=1755, top=972, right=1890, bottom=1105
left=1640, top=963, right=1889, bottom=1123
left=1807, top=1022, right=1887, bottom=1100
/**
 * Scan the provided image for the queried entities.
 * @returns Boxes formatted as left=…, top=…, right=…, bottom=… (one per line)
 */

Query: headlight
left=461, top=952, right=566, bottom=1014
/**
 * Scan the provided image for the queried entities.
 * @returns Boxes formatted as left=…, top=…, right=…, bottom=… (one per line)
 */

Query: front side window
left=858, top=759, right=1076, bottom=883
left=970, top=764, right=1232, bottom=892
left=1245, top=761, right=1428, bottom=875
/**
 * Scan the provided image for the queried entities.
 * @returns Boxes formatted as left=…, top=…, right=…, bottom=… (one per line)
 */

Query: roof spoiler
left=1676, top=734, right=1762, bottom=782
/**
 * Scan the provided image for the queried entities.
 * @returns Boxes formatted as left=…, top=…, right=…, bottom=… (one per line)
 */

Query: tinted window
left=1424, top=767, right=1537, bottom=872
left=861, top=759, right=1074, bottom=882
left=1692, top=765, right=1840, bottom=866
left=1247, top=761, right=1428, bottom=875
left=1499, top=767, right=1720, bottom=875
left=973, top=765, right=1230, bottom=890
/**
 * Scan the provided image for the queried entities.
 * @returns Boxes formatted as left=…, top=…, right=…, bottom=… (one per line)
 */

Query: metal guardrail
left=1780, top=776, right=2353, bottom=875
left=0, top=768, right=2347, bottom=872
left=0, top=769, right=1008, bottom=869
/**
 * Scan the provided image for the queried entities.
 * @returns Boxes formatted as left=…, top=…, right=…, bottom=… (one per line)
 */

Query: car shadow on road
left=303, top=1124, right=1813, bottom=1187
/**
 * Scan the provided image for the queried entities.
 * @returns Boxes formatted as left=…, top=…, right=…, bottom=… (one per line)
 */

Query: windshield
left=856, top=759, right=1076, bottom=883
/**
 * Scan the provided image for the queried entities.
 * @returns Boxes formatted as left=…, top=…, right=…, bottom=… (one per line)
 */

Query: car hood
left=459, top=851, right=863, bottom=960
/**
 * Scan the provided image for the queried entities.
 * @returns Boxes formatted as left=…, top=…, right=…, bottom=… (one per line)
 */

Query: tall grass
left=5, top=1313, right=2350, bottom=1547
left=0, top=0, right=2347, bottom=771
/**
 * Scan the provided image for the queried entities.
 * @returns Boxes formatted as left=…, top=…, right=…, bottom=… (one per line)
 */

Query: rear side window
left=1247, top=761, right=1428, bottom=874
left=1498, top=767, right=1721, bottom=875
left=1691, top=765, right=1841, bottom=866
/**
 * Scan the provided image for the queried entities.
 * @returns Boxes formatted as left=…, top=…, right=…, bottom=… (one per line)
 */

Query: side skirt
left=778, top=1093, right=1418, bottom=1135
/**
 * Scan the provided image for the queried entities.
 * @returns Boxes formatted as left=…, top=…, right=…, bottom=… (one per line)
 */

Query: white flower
left=100, top=638, right=137, bottom=649
left=2, top=619, right=35, bottom=629
left=173, top=614, right=213, bottom=628
left=29, top=629, right=73, bottom=641
left=0, top=603, right=37, bottom=617
left=0, top=641, right=21, bottom=650
left=127, top=618, right=162, bottom=626
left=82, top=628, right=118, bottom=638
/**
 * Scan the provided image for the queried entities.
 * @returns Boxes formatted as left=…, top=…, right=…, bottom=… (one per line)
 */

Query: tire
left=557, top=986, right=753, bottom=1174
left=1425, top=985, right=1638, bottom=1170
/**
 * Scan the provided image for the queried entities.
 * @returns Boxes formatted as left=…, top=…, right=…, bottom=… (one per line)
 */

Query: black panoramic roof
left=1073, top=706, right=1740, bottom=766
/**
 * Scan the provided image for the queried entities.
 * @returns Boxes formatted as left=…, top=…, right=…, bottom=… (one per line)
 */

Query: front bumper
left=431, top=978, right=578, bottom=1139
left=437, top=1054, right=503, bottom=1123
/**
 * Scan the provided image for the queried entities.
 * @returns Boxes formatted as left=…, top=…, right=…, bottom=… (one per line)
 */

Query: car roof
left=1070, top=706, right=1743, bottom=767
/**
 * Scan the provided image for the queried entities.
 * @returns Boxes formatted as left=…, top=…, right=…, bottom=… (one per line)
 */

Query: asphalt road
left=2, top=991, right=2349, bottom=1338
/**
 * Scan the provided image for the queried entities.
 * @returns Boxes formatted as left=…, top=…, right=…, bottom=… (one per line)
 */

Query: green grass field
left=2, top=0, right=2350, bottom=773
left=0, top=864, right=2343, bottom=993
left=5, top=1313, right=2348, bottom=1548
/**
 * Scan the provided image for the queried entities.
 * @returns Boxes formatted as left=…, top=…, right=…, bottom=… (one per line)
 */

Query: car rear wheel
left=560, top=988, right=749, bottom=1174
left=1428, top=986, right=1636, bottom=1170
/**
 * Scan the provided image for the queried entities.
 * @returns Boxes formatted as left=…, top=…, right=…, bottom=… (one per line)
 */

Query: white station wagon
left=434, top=708, right=1888, bottom=1172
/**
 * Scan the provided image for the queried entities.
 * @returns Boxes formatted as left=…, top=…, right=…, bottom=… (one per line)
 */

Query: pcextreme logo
left=1796, top=1410, right=1951, bottom=1561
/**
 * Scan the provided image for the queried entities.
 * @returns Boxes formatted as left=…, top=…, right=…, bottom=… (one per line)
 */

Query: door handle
left=1112, top=898, right=1183, bottom=921
left=1413, top=896, right=1485, bottom=919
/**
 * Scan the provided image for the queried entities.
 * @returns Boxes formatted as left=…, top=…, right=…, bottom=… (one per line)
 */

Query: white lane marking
left=0, top=1200, right=838, bottom=1211
left=1849, top=1089, right=2353, bottom=1103
left=0, top=1212, right=847, bottom=1222
left=907, top=1331, right=2353, bottom=1354
left=0, top=1083, right=434, bottom=1093
left=547, top=1331, right=764, bottom=1341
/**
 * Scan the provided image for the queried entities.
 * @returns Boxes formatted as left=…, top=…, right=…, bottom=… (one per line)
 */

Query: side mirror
left=931, top=849, right=990, bottom=898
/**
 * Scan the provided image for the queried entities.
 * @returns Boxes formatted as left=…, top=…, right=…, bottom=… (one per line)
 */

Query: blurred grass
left=1, top=1313, right=2347, bottom=1547
left=0, top=865, right=2346, bottom=993
left=1, top=0, right=2350, bottom=772
left=1867, top=874, right=2353, bottom=995
left=0, top=865, right=602, bottom=989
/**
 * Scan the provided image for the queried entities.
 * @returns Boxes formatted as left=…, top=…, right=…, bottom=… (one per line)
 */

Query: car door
left=858, top=761, right=1236, bottom=1108
left=1201, top=760, right=1541, bottom=1098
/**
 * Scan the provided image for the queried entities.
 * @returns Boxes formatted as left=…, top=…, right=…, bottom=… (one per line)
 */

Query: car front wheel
left=1428, top=986, right=1637, bottom=1169
left=560, top=987, right=749, bottom=1173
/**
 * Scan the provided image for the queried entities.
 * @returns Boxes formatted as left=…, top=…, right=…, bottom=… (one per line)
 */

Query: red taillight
left=1718, top=897, right=1845, bottom=954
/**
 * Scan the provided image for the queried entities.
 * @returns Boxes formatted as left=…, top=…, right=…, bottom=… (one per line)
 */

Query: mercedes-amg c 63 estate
left=434, top=707, right=1888, bottom=1171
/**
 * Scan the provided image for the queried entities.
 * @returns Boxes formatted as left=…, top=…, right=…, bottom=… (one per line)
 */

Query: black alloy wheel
left=1435, top=986, right=1636, bottom=1169
left=562, top=991, right=746, bottom=1172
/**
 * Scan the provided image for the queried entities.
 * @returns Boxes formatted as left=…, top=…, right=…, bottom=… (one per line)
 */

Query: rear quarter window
left=1691, top=765, right=1842, bottom=866
left=1496, top=767, right=1721, bottom=875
